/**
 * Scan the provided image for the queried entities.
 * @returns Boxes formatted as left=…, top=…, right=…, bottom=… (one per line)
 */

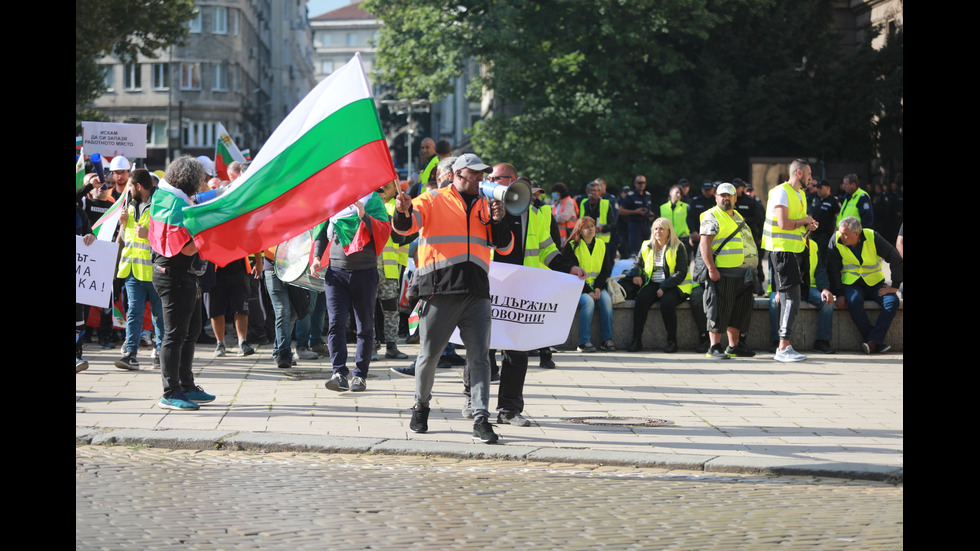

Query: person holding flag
left=310, top=191, right=391, bottom=393
left=148, top=156, right=215, bottom=411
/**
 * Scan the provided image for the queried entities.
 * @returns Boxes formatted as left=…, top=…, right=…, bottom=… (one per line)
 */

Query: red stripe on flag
left=192, top=139, right=395, bottom=266
left=149, top=218, right=192, bottom=258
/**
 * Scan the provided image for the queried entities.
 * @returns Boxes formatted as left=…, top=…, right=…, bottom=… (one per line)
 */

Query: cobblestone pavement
left=77, top=445, right=902, bottom=550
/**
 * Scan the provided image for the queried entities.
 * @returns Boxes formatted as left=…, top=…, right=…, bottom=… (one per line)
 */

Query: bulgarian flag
left=325, top=192, right=391, bottom=257
left=91, top=195, right=127, bottom=241
left=148, top=181, right=193, bottom=257
left=181, top=53, right=397, bottom=267
left=76, top=148, right=85, bottom=192
left=214, top=123, right=245, bottom=181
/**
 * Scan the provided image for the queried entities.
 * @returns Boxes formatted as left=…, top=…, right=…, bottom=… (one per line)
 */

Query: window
left=346, top=32, right=356, bottom=47
left=123, top=63, right=141, bottom=90
left=102, top=65, right=114, bottom=92
left=321, top=60, right=334, bottom=75
left=212, top=64, right=228, bottom=91
left=146, top=122, right=169, bottom=146
left=180, top=63, right=201, bottom=90
left=188, top=9, right=201, bottom=33
left=152, top=63, right=169, bottom=90
left=316, top=32, right=331, bottom=47
left=232, top=9, right=239, bottom=35
left=213, top=7, right=228, bottom=34
left=183, top=121, right=217, bottom=147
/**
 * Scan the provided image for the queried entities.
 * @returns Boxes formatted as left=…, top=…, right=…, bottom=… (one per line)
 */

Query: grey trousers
left=415, top=293, right=492, bottom=418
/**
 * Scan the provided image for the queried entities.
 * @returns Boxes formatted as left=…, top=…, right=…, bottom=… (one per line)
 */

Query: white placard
left=451, top=263, right=583, bottom=351
left=76, top=236, right=119, bottom=307
left=81, top=121, right=147, bottom=158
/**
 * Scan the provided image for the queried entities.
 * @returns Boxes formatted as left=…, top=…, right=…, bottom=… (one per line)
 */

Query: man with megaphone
left=461, top=162, right=586, bottom=429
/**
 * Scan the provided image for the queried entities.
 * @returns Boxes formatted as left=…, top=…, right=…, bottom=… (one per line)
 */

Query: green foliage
left=366, top=0, right=901, bottom=192
left=75, top=0, right=197, bottom=114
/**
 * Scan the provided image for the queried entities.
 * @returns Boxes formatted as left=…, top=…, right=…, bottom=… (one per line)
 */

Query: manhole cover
left=561, top=417, right=673, bottom=427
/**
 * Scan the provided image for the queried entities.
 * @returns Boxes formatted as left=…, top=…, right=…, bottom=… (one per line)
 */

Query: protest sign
left=451, top=263, right=582, bottom=351
left=81, top=121, right=147, bottom=159
left=76, top=236, right=119, bottom=307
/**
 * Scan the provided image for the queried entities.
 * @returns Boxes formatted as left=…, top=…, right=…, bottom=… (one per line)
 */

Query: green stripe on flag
left=183, top=98, right=383, bottom=236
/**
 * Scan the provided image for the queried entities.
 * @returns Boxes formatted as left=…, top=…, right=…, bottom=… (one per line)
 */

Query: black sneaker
left=725, top=342, right=756, bottom=357
left=114, top=354, right=140, bottom=371
left=663, top=341, right=678, bottom=353
left=628, top=340, right=642, bottom=353
left=324, top=373, right=350, bottom=392
left=813, top=340, right=835, bottom=354
left=410, top=404, right=429, bottom=433
left=391, top=362, right=416, bottom=377
left=706, top=344, right=731, bottom=360
left=473, top=416, right=499, bottom=444
left=445, top=353, right=466, bottom=366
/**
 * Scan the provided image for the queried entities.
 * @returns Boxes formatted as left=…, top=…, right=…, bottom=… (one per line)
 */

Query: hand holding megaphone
left=480, top=177, right=531, bottom=217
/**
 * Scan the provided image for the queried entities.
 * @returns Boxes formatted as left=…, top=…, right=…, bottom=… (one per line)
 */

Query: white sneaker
left=774, top=345, right=806, bottom=362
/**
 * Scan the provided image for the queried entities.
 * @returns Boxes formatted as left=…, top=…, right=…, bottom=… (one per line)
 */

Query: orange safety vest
left=554, top=196, right=579, bottom=241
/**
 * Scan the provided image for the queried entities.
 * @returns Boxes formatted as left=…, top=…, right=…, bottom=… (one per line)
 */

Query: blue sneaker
left=184, top=385, right=215, bottom=404
left=158, top=388, right=200, bottom=411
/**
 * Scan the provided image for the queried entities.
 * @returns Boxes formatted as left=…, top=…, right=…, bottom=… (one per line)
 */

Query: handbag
left=606, top=276, right=627, bottom=305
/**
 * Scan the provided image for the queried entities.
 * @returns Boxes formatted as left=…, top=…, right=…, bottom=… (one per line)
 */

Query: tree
left=75, top=0, right=197, bottom=114
left=366, top=0, right=898, bottom=193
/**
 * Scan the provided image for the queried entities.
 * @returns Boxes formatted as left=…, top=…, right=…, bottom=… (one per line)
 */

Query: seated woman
left=628, top=217, right=692, bottom=353
left=559, top=216, right=615, bottom=352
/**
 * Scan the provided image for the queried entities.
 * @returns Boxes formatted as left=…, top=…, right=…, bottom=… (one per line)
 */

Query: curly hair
left=164, top=156, right=206, bottom=197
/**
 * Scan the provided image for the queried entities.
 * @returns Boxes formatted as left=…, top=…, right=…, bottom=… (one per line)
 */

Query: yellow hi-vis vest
left=659, top=201, right=690, bottom=237
left=835, top=228, right=884, bottom=286
left=579, top=198, right=611, bottom=243
left=639, top=240, right=692, bottom=295
left=573, top=238, right=606, bottom=286
left=762, top=182, right=807, bottom=253
left=700, top=206, right=745, bottom=269
left=117, top=203, right=153, bottom=280
left=419, top=156, right=439, bottom=187
left=837, top=187, right=870, bottom=225
left=381, top=199, right=406, bottom=279
left=523, top=205, right=559, bottom=268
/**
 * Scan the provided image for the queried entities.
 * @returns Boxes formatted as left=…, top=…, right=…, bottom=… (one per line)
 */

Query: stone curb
left=76, top=427, right=902, bottom=483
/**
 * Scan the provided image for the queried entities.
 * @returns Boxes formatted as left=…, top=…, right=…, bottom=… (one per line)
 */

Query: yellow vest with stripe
left=659, top=201, right=690, bottom=237
left=573, top=238, right=605, bottom=286
left=639, top=240, right=692, bottom=295
left=699, top=206, right=745, bottom=269
left=382, top=199, right=406, bottom=279
left=835, top=228, right=884, bottom=286
left=579, top=198, right=611, bottom=243
left=116, top=203, right=153, bottom=280
left=762, top=182, right=806, bottom=253
left=837, top=187, right=870, bottom=225
left=522, top=205, right=558, bottom=269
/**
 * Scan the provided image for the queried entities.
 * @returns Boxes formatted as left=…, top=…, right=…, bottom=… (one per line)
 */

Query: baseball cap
left=716, top=183, right=736, bottom=196
left=451, top=153, right=492, bottom=173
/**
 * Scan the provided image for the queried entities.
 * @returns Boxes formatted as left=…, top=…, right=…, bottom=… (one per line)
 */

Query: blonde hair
left=650, top=217, right=681, bottom=252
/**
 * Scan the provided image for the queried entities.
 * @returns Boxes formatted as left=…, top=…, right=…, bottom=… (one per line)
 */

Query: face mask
left=551, top=192, right=560, bottom=201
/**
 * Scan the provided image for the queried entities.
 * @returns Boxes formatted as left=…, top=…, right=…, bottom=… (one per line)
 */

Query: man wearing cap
left=619, top=175, right=655, bottom=256
left=763, top=159, right=818, bottom=362
left=393, top=153, right=513, bottom=444
left=811, top=179, right=840, bottom=260
left=687, top=181, right=716, bottom=252
left=699, top=183, right=758, bottom=359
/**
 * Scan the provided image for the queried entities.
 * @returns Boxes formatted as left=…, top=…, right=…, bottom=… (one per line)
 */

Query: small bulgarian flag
left=181, top=53, right=396, bottom=267
left=326, top=192, right=391, bottom=256
left=76, top=148, right=85, bottom=192
left=407, top=302, right=420, bottom=336
left=214, top=123, right=245, bottom=181
left=92, top=192, right=127, bottom=241
left=148, top=181, right=193, bottom=257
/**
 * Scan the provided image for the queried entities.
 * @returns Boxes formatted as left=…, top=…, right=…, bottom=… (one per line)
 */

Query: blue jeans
left=768, top=287, right=833, bottom=343
left=843, top=281, right=899, bottom=345
left=295, top=290, right=325, bottom=348
left=578, top=290, right=613, bottom=346
left=324, top=267, right=378, bottom=378
left=124, top=274, right=163, bottom=355
left=263, top=270, right=292, bottom=360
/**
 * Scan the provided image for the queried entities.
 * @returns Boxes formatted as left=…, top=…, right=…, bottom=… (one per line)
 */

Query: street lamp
left=380, top=98, right=430, bottom=183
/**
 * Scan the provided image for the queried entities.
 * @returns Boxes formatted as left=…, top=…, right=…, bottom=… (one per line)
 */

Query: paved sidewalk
left=76, top=342, right=903, bottom=482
